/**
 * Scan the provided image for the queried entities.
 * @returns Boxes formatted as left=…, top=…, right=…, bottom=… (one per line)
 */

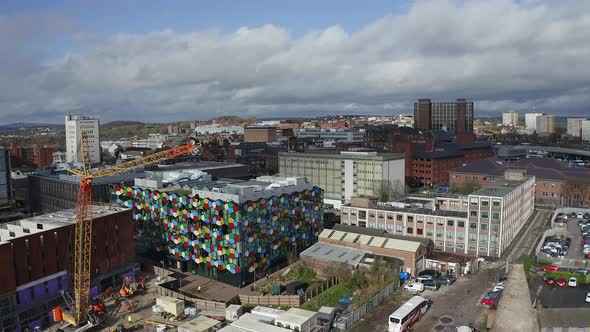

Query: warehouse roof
left=471, top=176, right=533, bottom=197
left=301, top=242, right=368, bottom=268
left=276, top=308, right=317, bottom=325
left=229, top=318, right=292, bottom=332
left=177, top=316, right=221, bottom=332
left=0, top=206, right=126, bottom=244
left=319, top=228, right=422, bottom=253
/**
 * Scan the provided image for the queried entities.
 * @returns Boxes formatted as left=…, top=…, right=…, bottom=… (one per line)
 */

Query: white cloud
left=2, top=0, right=590, bottom=123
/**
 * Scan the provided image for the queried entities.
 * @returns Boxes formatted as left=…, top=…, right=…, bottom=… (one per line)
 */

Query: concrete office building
left=278, top=151, right=405, bottom=209
left=502, top=112, right=519, bottom=126
left=536, top=115, right=556, bottom=135
left=414, top=99, right=474, bottom=134
left=244, top=127, right=277, bottom=143
left=65, top=115, right=101, bottom=163
left=0, top=147, right=11, bottom=202
left=0, top=206, right=136, bottom=331
left=567, top=118, right=586, bottom=137
left=525, top=113, right=544, bottom=132
left=340, top=170, right=535, bottom=258
left=295, top=129, right=365, bottom=143
left=582, top=119, right=590, bottom=142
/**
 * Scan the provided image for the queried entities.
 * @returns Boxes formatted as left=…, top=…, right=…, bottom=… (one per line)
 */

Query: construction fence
left=332, top=280, right=398, bottom=331
left=238, top=294, right=302, bottom=307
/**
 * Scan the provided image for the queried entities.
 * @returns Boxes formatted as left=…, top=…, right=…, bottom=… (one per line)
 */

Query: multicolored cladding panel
left=114, top=186, right=323, bottom=274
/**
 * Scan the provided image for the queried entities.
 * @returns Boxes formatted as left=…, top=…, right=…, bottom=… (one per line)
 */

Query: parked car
left=557, top=212, right=566, bottom=217
left=456, top=326, right=477, bottom=332
left=570, top=212, right=578, bottom=218
left=493, top=282, right=506, bottom=292
left=436, top=275, right=456, bottom=285
left=545, top=277, right=556, bottom=286
left=403, top=282, right=425, bottom=293
left=578, top=213, right=584, bottom=219
left=584, top=213, right=590, bottom=219
left=586, top=253, right=590, bottom=259
left=498, top=274, right=508, bottom=282
left=422, top=279, right=440, bottom=291
left=480, top=291, right=501, bottom=306
left=586, top=292, right=590, bottom=303
left=416, top=276, right=434, bottom=282
left=557, top=276, right=567, bottom=287
left=418, top=269, right=442, bottom=278
left=542, top=265, right=560, bottom=272
left=568, top=277, right=578, bottom=287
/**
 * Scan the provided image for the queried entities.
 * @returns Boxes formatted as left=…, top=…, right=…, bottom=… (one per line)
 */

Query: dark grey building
left=28, top=171, right=145, bottom=213
left=0, top=147, right=11, bottom=202
left=414, top=99, right=474, bottom=134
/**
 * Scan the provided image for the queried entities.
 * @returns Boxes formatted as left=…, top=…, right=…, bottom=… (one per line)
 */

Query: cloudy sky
left=1, top=0, right=589, bottom=124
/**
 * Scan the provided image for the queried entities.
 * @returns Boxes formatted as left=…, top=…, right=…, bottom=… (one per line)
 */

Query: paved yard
left=352, top=263, right=506, bottom=332
left=539, top=283, right=590, bottom=308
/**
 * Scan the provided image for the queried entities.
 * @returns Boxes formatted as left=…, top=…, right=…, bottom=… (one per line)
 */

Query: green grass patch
left=544, top=271, right=590, bottom=284
left=522, top=255, right=533, bottom=276
left=535, top=258, right=552, bottom=266
left=301, top=282, right=356, bottom=311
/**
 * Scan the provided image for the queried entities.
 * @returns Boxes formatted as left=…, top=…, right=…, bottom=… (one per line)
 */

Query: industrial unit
left=114, top=176, right=324, bottom=287
left=0, top=206, right=136, bottom=331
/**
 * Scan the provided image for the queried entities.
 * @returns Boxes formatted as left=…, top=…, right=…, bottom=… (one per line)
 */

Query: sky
left=1, top=0, right=589, bottom=124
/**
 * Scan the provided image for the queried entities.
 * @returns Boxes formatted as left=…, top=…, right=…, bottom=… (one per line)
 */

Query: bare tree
left=374, top=180, right=405, bottom=202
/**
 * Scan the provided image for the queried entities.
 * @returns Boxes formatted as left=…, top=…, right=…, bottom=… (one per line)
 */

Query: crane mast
left=66, top=135, right=200, bottom=327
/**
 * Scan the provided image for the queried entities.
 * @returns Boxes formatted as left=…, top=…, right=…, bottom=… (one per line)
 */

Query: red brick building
left=449, top=157, right=590, bottom=207
left=9, top=143, right=53, bottom=169
left=393, top=133, right=493, bottom=187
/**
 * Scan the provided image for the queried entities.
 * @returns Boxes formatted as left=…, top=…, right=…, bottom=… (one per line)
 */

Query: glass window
left=447, top=220, right=454, bottom=226
left=407, top=227, right=413, bottom=234
left=492, top=212, right=500, bottom=220
left=470, top=211, right=478, bottom=217
left=457, top=232, right=465, bottom=240
left=470, top=223, right=477, bottom=229
left=358, top=211, right=367, bottom=219
left=417, top=228, right=423, bottom=235
left=481, top=200, right=489, bottom=206
left=396, top=215, right=403, bottom=221
left=407, top=216, right=414, bottom=223
left=426, top=229, right=433, bottom=236
left=436, top=230, right=443, bottom=238
left=396, top=225, right=403, bottom=232
left=447, top=231, right=454, bottom=239
left=469, top=234, right=477, bottom=241
left=458, top=221, right=465, bottom=227
left=386, top=224, right=393, bottom=231
left=492, top=200, right=501, bottom=207
left=481, top=211, right=489, bottom=218
left=481, top=224, right=488, bottom=231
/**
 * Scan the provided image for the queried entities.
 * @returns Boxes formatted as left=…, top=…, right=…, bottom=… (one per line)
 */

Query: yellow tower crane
left=61, top=135, right=201, bottom=329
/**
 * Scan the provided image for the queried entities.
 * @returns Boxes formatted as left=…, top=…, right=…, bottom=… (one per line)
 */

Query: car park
left=569, top=277, right=578, bottom=287
left=545, top=277, right=556, bottom=286
left=557, top=276, right=567, bottom=287
left=480, top=291, right=501, bottom=306
left=542, top=265, right=561, bottom=272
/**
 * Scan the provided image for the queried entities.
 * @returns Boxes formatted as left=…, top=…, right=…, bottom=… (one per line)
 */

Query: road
left=506, top=209, right=550, bottom=263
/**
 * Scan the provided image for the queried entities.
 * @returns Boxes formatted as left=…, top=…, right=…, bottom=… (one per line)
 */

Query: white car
left=493, top=283, right=506, bottom=292
left=456, top=327, right=476, bottom=332
left=568, top=277, right=578, bottom=287
left=403, top=282, right=425, bottom=293
left=586, top=293, right=590, bottom=303
left=578, top=213, right=584, bottom=219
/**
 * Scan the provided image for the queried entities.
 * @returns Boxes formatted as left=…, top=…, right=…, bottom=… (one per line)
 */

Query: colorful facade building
left=114, top=176, right=323, bottom=287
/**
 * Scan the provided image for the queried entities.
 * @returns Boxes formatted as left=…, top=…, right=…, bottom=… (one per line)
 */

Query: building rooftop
left=301, top=242, right=368, bottom=268
left=470, top=176, right=533, bottom=197
left=333, top=224, right=433, bottom=247
left=276, top=308, right=317, bottom=324
left=153, top=161, right=248, bottom=172
left=229, top=317, right=292, bottom=332
left=279, top=151, right=404, bottom=161
left=177, top=315, right=221, bottom=331
left=0, top=205, right=125, bottom=244
left=319, top=228, right=422, bottom=253
left=355, top=202, right=468, bottom=219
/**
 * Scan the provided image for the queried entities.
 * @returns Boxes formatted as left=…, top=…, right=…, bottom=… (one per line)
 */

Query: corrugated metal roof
left=301, top=242, right=368, bottom=267
left=322, top=227, right=422, bottom=253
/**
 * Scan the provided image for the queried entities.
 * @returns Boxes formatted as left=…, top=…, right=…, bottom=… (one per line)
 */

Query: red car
left=480, top=291, right=500, bottom=306
left=585, top=253, right=590, bottom=259
left=542, top=265, right=560, bottom=272
left=557, top=276, right=567, bottom=287
left=545, top=277, right=556, bottom=285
